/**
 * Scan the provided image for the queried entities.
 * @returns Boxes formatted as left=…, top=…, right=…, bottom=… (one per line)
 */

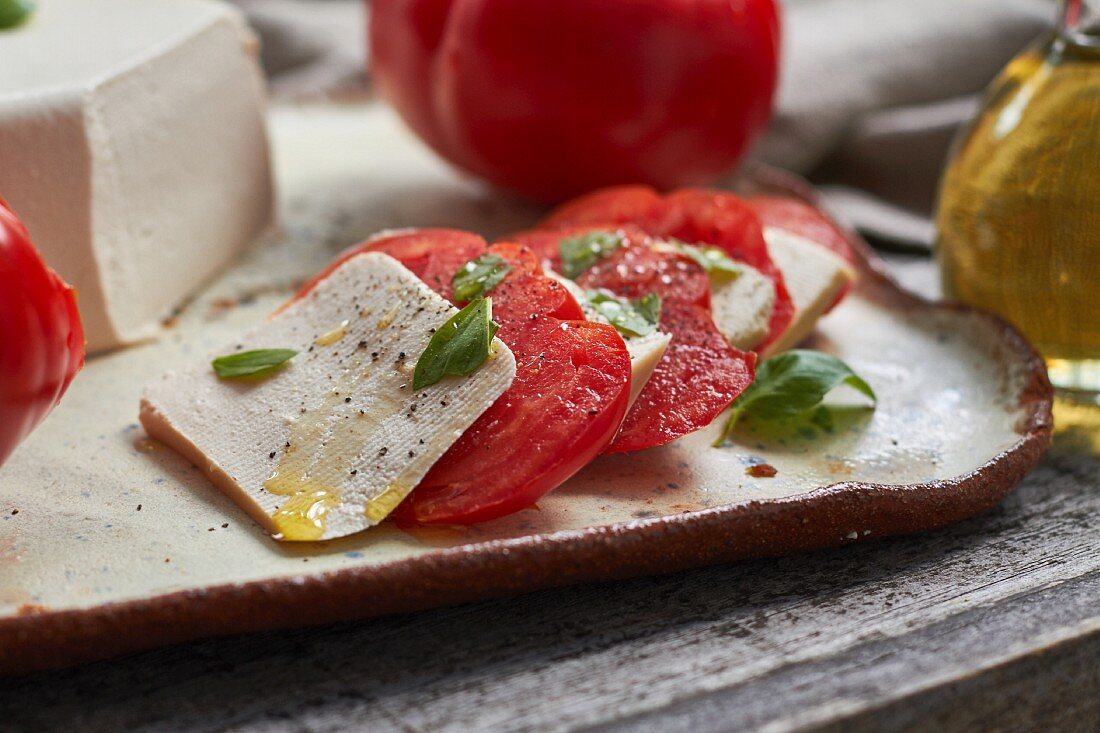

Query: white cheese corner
left=709, top=263, right=776, bottom=352
left=763, top=227, right=857, bottom=357
left=0, top=0, right=274, bottom=352
left=624, top=331, right=672, bottom=409
left=140, top=252, right=516, bottom=541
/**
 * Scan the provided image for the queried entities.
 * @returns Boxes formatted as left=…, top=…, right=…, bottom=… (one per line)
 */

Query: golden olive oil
left=936, top=28, right=1100, bottom=395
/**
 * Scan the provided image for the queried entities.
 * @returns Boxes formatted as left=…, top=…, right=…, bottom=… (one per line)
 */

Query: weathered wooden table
left=1, top=249, right=1096, bottom=732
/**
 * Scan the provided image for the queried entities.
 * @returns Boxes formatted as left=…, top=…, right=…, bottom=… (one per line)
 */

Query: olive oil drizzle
left=266, top=385, right=354, bottom=541
left=267, top=313, right=385, bottom=540
left=314, top=320, right=349, bottom=347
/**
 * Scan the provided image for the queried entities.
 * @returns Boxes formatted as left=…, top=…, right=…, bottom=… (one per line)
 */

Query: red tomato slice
left=576, top=241, right=711, bottom=311
left=537, top=186, right=797, bottom=348
left=480, top=242, right=585, bottom=324
left=505, top=228, right=567, bottom=270
left=540, top=186, right=773, bottom=270
left=659, top=190, right=775, bottom=271
left=608, top=299, right=755, bottom=453
left=395, top=317, right=630, bottom=524
left=748, top=195, right=855, bottom=264
left=508, top=223, right=654, bottom=275
left=749, top=195, right=856, bottom=311
left=540, top=186, right=665, bottom=230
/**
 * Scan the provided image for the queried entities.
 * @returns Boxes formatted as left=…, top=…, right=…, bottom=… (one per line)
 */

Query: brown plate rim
left=0, top=167, right=1054, bottom=676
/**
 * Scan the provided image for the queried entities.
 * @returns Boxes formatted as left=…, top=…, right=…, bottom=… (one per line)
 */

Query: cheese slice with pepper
left=763, top=228, right=857, bottom=356
left=140, top=253, right=516, bottom=541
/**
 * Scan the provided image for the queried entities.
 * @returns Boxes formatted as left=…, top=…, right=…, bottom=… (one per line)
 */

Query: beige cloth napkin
left=760, top=0, right=1054, bottom=247
left=234, top=0, right=1056, bottom=247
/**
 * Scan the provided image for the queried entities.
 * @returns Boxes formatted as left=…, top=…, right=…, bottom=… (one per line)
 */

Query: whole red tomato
left=371, top=0, right=781, bottom=202
left=0, top=198, right=85, bottom=468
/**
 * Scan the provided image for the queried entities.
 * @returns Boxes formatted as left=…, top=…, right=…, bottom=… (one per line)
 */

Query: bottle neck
left=1060, top=0, right=1100, bottom=46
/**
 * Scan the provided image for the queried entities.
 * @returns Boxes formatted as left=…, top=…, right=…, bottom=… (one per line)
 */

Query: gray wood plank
left=595, top=573, right=1100, bottom=733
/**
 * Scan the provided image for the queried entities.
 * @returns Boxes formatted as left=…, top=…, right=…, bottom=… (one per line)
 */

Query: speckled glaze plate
left=0, top=105, right=1052, bottom=675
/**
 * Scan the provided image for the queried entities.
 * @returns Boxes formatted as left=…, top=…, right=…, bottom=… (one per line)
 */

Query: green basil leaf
left=212, top=349, right=297, bottom=379
left=559, top=230, right=623, bottom=280
left=0, top=0, right=34, bottom=29
left=668, top=238, right=742, bottom=282
left=413, top=297, right=500, bottom=391
left=634, top=292, right=662, bottom=327
left=585, top=290, right=661, bottom=338
left=452, top=253, right=511, bottom=302
left=714, top=350, right=875, bottom=445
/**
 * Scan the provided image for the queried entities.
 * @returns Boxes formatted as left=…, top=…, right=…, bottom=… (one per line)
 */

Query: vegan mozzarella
left=0, top=0, right=273, bottom=351
left=708, top=263, right=776, bottom=351
left=764, top=228, right=857, bottom=356
left=140, top=253, right=516, bottom=541
left=624, top=331, right=672, bottom=408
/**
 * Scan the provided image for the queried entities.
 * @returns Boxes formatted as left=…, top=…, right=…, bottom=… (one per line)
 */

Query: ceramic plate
left=0, top=106, right=1052, bottom=675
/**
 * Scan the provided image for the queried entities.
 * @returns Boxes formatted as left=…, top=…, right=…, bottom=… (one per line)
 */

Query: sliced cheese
left=709, top=263, right=776, bottom=352
left=0, top=0, right=273, bottom=352
left=763, top=227, right=857, bottom=357
left=547, top=270, right=670, bottom=408
left=140, top=253, right=516, bottom=541
left=624, top=331, right=672, bottom=408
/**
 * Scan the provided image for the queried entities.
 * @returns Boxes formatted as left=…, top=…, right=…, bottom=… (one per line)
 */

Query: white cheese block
left=0, top=0, right=274, bottom=352
left=546, top=270, right=670, bottom=408
left=140, top=253, right=517, bottom=541
left=763, top=227, right=857, bottom=357
left=708, top=263, right=776, bottom=352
